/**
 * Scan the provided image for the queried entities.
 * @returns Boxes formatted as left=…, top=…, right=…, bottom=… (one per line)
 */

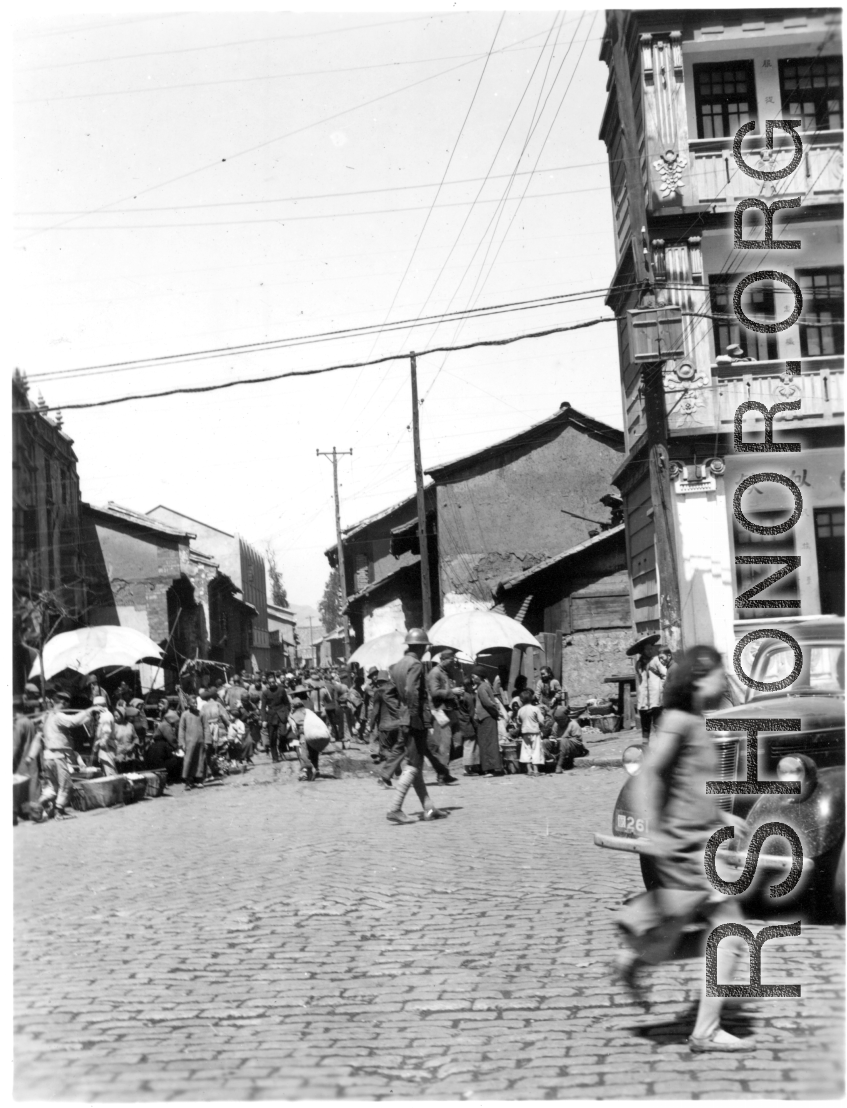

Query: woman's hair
left=513, top=675, right=528, bottom=693
left=519, top=688, right=534, bottom=705
left=471, top=665, right=488, bottom=679
left=662, top=645, right=723, bottom=713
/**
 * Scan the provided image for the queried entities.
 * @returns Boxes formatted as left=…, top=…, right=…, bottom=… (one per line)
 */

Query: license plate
left=615, top=812, right=649, bottom=837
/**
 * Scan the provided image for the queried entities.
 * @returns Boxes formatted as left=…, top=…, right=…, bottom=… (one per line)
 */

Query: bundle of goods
left=585, top=697, right=621, bottom=734
left=71, top=775, right=126, bottom=812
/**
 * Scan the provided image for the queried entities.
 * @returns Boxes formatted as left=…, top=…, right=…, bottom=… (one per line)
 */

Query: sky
left=13, top=8, right=623, bottom=613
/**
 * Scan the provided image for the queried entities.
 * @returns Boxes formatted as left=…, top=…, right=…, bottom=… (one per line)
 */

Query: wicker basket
left=595, top=712, right=622, bottom=734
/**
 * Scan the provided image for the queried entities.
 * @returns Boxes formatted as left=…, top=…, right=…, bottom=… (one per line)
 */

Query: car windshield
left=750, top=643, right=845, bottom=695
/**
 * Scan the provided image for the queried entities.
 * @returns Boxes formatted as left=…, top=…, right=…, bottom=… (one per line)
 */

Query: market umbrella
left=348, top=631, right=407, bottom=671
left=427, top=610, right=541, bottom=658
left=29, top=626, right=165, bottom=681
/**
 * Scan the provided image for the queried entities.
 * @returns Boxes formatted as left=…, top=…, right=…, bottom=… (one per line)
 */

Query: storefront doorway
left=814, top=507, right=845, bottom=616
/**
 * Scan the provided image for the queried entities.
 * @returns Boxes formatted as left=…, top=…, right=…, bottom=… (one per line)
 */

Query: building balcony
left=621, top=354, right=843, bottom=452
left=688, top=130, right=843, bottom=210
left=712, top=353, right=844, bottom=435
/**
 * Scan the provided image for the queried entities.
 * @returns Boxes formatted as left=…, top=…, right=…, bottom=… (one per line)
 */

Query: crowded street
left=13, top=8, right=846, bottom=1100
left=14, top=748, right=844, bottom=1101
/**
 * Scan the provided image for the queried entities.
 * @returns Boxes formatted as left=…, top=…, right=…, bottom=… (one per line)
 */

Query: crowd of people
left=12, top=640, right=603, bottom=821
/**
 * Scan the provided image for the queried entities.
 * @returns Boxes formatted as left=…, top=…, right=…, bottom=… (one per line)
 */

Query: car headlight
left=622, top=744, right=643, bottom=776
left=776, top=753, right=817, bottom=799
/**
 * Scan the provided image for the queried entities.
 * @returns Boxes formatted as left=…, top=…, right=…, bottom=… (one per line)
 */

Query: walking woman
left=613, top=645, right=752, bottom=1052
left=471, top=666, right=503, bottom=777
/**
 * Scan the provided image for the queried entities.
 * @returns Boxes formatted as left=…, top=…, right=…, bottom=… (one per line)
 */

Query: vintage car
left=594, top=616, right=845, bottom=921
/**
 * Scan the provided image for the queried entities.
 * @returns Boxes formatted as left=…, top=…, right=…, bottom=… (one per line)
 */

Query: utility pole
left=409, top=352, right=433, bottom=630
left=317, top=447, right=353, bottom=660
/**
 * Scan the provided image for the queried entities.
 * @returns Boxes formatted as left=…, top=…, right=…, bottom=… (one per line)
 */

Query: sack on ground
left=302, top=709, right=331, bottom=741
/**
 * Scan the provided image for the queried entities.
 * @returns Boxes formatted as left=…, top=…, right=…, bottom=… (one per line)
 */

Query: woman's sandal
left=689, top=1029, right=755, bottom=1052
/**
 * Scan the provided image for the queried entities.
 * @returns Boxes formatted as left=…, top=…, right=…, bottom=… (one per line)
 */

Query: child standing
left=516, top=689, right=546, bottom=777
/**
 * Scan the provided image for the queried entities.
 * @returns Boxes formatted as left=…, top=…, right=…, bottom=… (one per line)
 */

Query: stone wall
left=561, top=627, right=632, bottom=705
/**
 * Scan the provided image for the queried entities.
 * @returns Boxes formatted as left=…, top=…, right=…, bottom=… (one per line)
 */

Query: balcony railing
left=712, top=354, right=844, bottom=432
left=689, top=130, right=843, bottom=208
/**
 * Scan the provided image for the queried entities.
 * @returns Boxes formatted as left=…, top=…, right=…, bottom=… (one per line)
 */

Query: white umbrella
left=29, top=626, right=165, bottom=681
left=427, top=611, right=541, bottom=658
left=348, top=631, right=407, bottom=671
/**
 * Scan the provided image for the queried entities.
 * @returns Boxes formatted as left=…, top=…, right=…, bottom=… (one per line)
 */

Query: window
left=779, top=56, right=843, bottom=132
left=694, top=61, right=757, bottom=139
left=733, top=508, right=799, bottom=620
left=797, top=268, right=844, bottom=357
left=815, top=507, right=845, bottom=616
left=710, top=275, right=778, bottom=361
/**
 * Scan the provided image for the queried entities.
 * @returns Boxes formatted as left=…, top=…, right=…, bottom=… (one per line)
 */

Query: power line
left=16, top=14, right=185, bottom=39
left=14, top=314, right=615, bottom=415
left=18, top=14, right=463, bottom=71
left=16, top=154, right=606, bottom=221
left=15, top=26, right=548, bottom=245
left=16, top=35, right=602, bottom=106
left=25, top=283, right=636, bottom=383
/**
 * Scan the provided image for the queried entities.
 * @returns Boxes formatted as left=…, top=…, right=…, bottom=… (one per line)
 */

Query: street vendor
left=40, top=690, right=95, bottom=818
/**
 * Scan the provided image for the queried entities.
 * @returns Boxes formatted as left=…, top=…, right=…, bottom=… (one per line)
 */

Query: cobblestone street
left=15, top=759, right=845, bottom=1100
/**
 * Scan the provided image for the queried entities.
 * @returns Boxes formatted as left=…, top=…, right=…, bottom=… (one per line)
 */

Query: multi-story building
left=325, top=403, right=628, bottom=692
left=267, top=602, right=297, bottom=670
left=600, top=8, right=844, bottom=658
left=12, top=371, right=85, bottom=693
left=146, top=505, right=270, bottom=671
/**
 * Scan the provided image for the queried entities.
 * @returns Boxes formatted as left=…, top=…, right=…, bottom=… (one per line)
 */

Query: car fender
left=743, top=766, right=845, bottom=862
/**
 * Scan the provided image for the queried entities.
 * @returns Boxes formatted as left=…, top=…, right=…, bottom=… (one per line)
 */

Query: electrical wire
left=18, top=14, right=463, bottom=71
left=26, top=283, right=639, bottom=384
left=15, top=159, right=610, bottom=216
left=15, top=25, right=546, bottom=246
left=14, top=314, right=615, bottom=414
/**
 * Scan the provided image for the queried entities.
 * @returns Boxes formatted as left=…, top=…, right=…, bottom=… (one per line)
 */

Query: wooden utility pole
left=317, top=447, right=353, bottom=660
left=409, top=353, right=433, bottom=630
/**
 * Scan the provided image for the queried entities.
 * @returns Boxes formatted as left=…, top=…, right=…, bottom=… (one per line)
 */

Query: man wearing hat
left=628, top=634, right=663, bottom=742
left=367, top=671, right=404, bottom=778
left=39, top=690, right=95, bottom=817
left=427, top=649, right=463, bottom=770
left=84, top=673, right=111, bottom=709
left=262, top=676, right=291, bottom=762
left=361, top=666, right=379, bottom=729
left=384, top=629, right=449, bottom=824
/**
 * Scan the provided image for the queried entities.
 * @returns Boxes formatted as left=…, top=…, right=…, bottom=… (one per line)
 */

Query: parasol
left=348, top=631, right=407, bottom=671
left=29, top=626, right=165, bottom=681
left=625, top=633, right=660, bottom=658
left=427, top=610, right=541, bottom=658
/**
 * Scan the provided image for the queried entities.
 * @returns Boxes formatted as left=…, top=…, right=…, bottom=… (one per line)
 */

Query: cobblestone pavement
left=15, top=757, right=845, bottom=1100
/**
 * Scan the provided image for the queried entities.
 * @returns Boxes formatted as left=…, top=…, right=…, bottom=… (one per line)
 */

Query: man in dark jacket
left=427, top=649, right=463, bottom=769
left=262, top=678, right=291, bottom=762
left=367, top=671, right=404, bottom=781
left=383, top=629, right=449, bottom=825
